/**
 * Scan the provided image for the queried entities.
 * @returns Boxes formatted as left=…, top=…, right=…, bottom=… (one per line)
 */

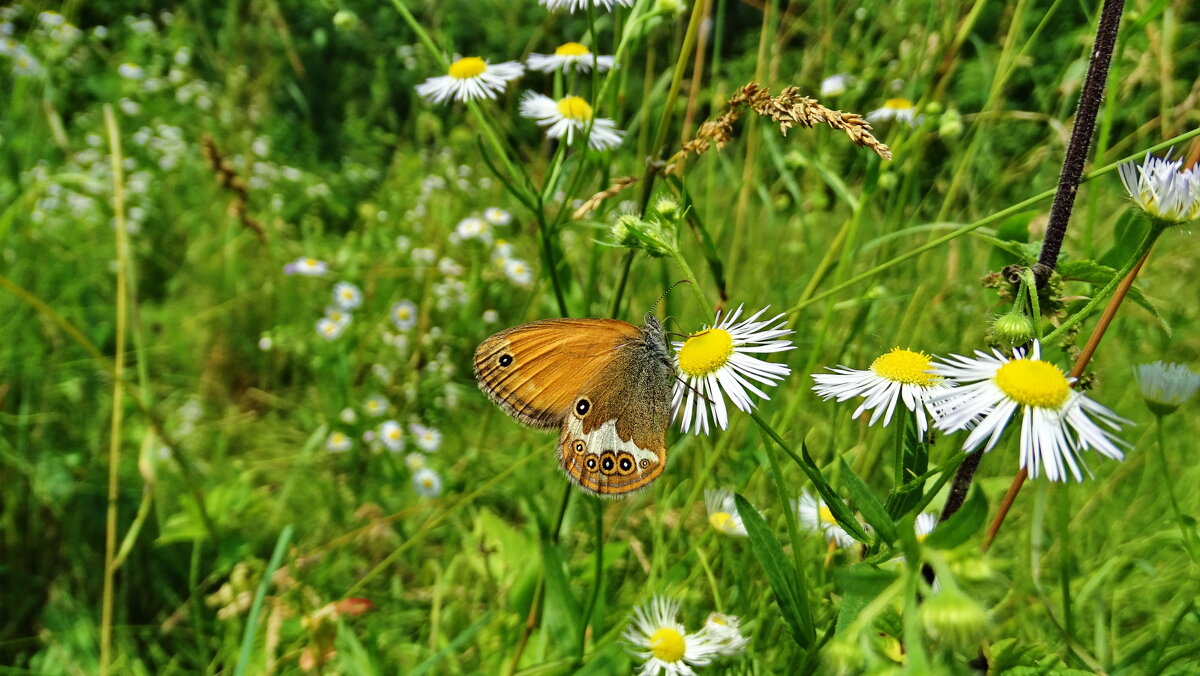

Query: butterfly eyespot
left=574, top=398, right=590, bottom=417
left=585, top=457, right=598, bottom=471
left=572, top=440, right=586, bottom=454
left=616, top=453, right=635, bottom=476
left=600, top=452, right=616, bottom=474
left=498, top=354, right=513, bottom=367
left=639, top=459, right=651, bottom=469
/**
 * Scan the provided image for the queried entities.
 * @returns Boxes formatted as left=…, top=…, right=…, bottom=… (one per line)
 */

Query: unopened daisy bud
left=920, top=585, right=989, bottom=648
left=1134, top=361, right=1200, bottom=416
left=877, top=171, right=898, bottom=190
left=991, top=311, right=1035, bottom=348
left=611, top=214, right=673, bottom=257
left=938, top=108, right=963, bottom=138
left=332, top=9, right=358, bottom=31
left=652, top=197, right=680, bottom=217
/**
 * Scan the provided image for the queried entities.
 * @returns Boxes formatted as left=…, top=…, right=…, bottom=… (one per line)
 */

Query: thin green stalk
left=99, top=103, right=128, bottom=676
left=1154, top=416, right=1199, bottom=562
left=761, top=422, right=816, bottom=643
left=1058, top=482, right=1074, bottom=642
left=786, top=128, right=1200, bottom=317
left=578, top=497, right=605, bottom=660
left=892, top=413, right=906, bottom=492
left=233, top=525, right=294, bottom=676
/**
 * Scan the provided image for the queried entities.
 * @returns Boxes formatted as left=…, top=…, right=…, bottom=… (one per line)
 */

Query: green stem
left=1042, top=223, right=1163, bottom=344
left=578, top=497, right=605, bottom=660
left=892, top=413, right=907, bottom=492
left=1154, top=415, right=1199, bottom=562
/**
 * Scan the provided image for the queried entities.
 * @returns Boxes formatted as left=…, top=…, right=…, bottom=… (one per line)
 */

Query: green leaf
left=800, top=444, right=871, bottom=543
left=834, top=563, right=899, bottom=632
left=1098, top=208, right=1149, bottom=270
left=734, top=493, right=814, bottom=648
left=838, top=457, right=896, bottom=543
left=923, top=485, right=988, bottom=550
left=539, top=538, right=582, bottom=647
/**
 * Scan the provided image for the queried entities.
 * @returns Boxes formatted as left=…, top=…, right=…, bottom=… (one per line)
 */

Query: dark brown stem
left=1033, top=0, right=1125, bottom=286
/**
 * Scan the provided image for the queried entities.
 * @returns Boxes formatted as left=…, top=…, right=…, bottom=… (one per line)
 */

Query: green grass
left=2, top=0, right=1200, bottom=673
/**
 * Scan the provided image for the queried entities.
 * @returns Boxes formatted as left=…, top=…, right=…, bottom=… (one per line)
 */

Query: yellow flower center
left=448, top=56, right=487, bottom=79
left=396, top=308, right=411, bottom=320
left=649, top=627, right=686, bottom=662
left=870, top=348, right=938, bottom=386
left=305, top=258, right=318, bottom=266
left=556, top=96, right=593, bottom=121
left=885, top=97, right=914, bottom=110
left=818, top=505, right=837, bottom=526
left=387, top=429, right=400, bottom=440
left=994, top=359, right=1070, bottom=408
left=709, top=512, right=732, bottom=532
left=421, top=477, right=435, bottom=488
left=678, top=329, right=733, bottom=377
left=555, top=42, right=590, bottom=56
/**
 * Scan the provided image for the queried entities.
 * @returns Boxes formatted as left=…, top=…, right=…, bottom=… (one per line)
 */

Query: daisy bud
left=938, top=108, right=964, bottom=138
left=1134, top=361, right=1200, bottom=416
left=920, top=585, right=989, bottom=648
left=332, top=9, right=358, bottom=31
left=991, top=311, right=1035, bottom=348
left=611, top=214, right=673, bottom=257
left=652, top=196, right=680, bottom=217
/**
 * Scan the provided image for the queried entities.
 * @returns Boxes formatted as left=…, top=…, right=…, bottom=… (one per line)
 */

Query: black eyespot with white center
left=574, top=398, right=590, bottom=417
left=573, top=441, right=585, bottom=454
left=618, top=455, right=633, bottom=473
left=585, top=457, right=597, bottom=470
left=498, top=354, right=513, bottom=367
left=601, top=456, right=614, bottom=472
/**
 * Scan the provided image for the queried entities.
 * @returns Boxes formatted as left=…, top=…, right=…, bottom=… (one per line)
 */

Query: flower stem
left=1154, top=415, right=1200, bottom=563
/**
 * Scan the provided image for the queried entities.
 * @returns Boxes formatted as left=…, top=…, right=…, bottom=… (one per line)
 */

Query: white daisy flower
left=793, top=490, right=858, bottom=548
left=492, top=239, right=515, bottom=266
left=323, top=306, right=352, bottom=326
left=820, top=73, right=850, bottom=97
left=413, top=467, right=443, bottom=498
left=866, top=98, right=921, bottom=126
left=363, top=395, right=388, bottom=417
left=411, top=423, right=442, bottom=453
left=332, top=281, right=362, bottom=310
left=379, top=420, right=405, bottom=452
left=316, top=317, right=346, bottom=340
left=483, top=207, right=512, bottom=226
left=915, top=512, right=938, bottom=542
left=622, top=597, right=721, bottom=676
left=391, top=300, right=418, bottom=331
left=701, top=613, right=749, bottom=656
left=455, top=216, right=492, bottom=243
left=703, top=488, right=747, bottom=537
left=504, top=258, right=534, bottom=287
left=540, top=0, right=634, bottom=11
left=1118, top=152, right=1200, bottom=224
left=672, top=305, right=796, bottom=435
left=482, top=309, right=500, bottom=324
left=405, top=452, right=425, bottom=471
left=339, top=407, right=357, bottom=424
left=1134, top=361, right=1200, bottom=416
left=526, top=42, right=615, bottom=73
left=930, top=341, right=1128, bottom=482
left=518, top=92, right=624, bottom=150
left=285, top=256, right=328, bottom=276
left=326, top=431, right=352, bottom=453
left=257, top=335, right=273, bottom=351
left=415, top=56, right=524, bottom=104
left=811, top=347, right=951, bottom=440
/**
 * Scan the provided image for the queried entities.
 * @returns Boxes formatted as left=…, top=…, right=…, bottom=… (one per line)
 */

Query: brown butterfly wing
left=556, top=318, right=676, bottom=496
left=473, top=318, right=644, bottom=428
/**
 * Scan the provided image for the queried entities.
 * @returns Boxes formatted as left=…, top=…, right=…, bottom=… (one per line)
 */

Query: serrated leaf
left=834, top=564, right=899, bottom=632
left=838, top=457, right=896, bottom=543
left=800, top=444, right=871, bottom=543
left=734, top=493, right=814, bottom=648
left=923, top=485, right=987, bottom=550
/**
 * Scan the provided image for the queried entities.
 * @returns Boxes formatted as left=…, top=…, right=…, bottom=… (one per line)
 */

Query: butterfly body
left=473, top=314, right=675, bottom=496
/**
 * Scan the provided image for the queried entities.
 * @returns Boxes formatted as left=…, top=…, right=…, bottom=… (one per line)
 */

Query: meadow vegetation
left=2, top=0, right=1200, bottom=673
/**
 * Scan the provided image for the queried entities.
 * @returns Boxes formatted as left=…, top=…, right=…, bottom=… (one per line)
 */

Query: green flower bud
left=921, top=585, right=989, bottom=648
left=991, top=312, right=1036, bottom=348
left=333, top=9, right=359, bottom=31
left=938, top=109, right=963, bottom=139
left=822, top=635, right=866, bottom=675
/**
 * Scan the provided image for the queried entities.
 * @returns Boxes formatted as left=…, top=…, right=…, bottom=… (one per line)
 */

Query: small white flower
left=519, top=92, right=623, bottom=150
left=491, top=239, right=515, bottom=265
left=540, top=0, right=634, bottom=12
left=391, top=300, right=418, bottom=331
left=482, top=207, right=512, bottom=226
left=339, top=408, right=357, bottom=424
left=793, top=490, right=858, bottom=548
left=363, top=395, right=389, bottom=417
left=316, top=317, right=346, bottom=340
left=455, top=216, right=492, bottom=243
left=405, top=452, right=426, bottom=471
left=438, top=257, right=465, bottom=277
left=323, top=306, right=352, bottom=326
left=701, top=613, right=749, bottom=656
left=117, top=62, right=144, bottom=79
left=326, top=431, right=352, bottom=453
left=672, top=305, right=795, bottom=435
left=379, top=420, right=405, bottom=452
left=332, top=281, right=362, bottom=310
left=915, top=512, right=938, bottom=542
left=622, top=597, right=721, bottom=676
left=504, top=258, right=534, bottom=287
left=1118, top=152, right=1200, bottom=224
left=413, top=467, right=443, bottom=497
left=812, top=347, right=951, bottom=440
left=482, top=309, right=499, bottom=324
left=866, top=98, right=921, bottom=126
left=820, top=73, right=851, bottom=97
left=411, top=247, right=436, bottom=266
left=411, top=423, right=442, bottom=453
left=703, top=488, right=747, bottom=537
left=285, top=257, right=328, bottom=276
left=257, top=335, right=273, bottom=351
left=930, top=341, right=1128, bottom=482
left=415, top=56, right=524, bottom=104
left=526, top=42, right=615, bottom=73
left=1134, top=361, right=1200, bottom=416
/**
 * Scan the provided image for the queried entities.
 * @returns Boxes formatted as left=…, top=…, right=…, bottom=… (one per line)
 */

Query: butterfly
left=473, top=313, right=677, bottom=497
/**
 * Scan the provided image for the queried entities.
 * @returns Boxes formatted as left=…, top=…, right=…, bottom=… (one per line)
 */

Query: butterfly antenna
left=654, top=280, right=692, bottom=313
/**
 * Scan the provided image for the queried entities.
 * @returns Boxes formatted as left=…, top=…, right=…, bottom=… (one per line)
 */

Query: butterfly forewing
left=473, top=318, right=643, bottom=428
